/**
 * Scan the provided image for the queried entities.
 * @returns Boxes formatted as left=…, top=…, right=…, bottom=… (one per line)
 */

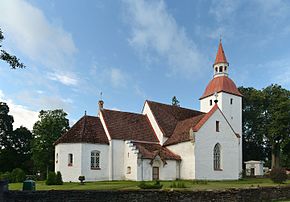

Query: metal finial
left=100, top=92, right=103, bottom=100
left=220, top=35, right=222, bottom=43
left=85, top=110, right=87, bottom=115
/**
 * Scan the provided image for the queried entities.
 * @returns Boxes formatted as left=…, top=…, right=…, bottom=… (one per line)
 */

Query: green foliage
left=270, top=168, right=288, bottom=184
left=192, top=180, right=208, bottom=185
left=32, top=109, right=69, bottom=177
left=46, top=172, right=56, bottom=185
left=0, top=28, right=25, bottom=68
left=0, top=171, right=12, bottom=182
left=170, top=181, right=186, bottom=188
left=138, top=180, right=163, bottom=189
left=10, top=168, right=26, bottom=183
left=55, top=171, right=63, bottom=185
left=239, top=85, right=290, bottom=168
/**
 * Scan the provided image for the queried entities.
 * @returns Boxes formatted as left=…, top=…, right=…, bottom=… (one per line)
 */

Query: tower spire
left=213, top=40, right=229, bottom=78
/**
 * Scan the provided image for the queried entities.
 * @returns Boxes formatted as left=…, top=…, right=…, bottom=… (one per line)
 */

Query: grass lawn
left=8, top=178, right=290, bottom=191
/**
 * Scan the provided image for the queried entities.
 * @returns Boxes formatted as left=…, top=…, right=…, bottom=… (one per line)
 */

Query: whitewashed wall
left=195, top=109, right=240, bottom=180
left=124, top=141, right=138, bottom=180
left=167, top=142, right=195, bottom=179
left=55, top=143, right=82, bottom=182
left=81, top=143, right=109, bottom=181
left=200, top=92, right=243, bottom=174
left=111, top=140, right=125, bottom=180
left=142, top=102, right=166, bottom=144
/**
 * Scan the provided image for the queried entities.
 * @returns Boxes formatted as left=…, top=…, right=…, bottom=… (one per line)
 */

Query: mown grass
left=8, top=178, right=290, bottom=191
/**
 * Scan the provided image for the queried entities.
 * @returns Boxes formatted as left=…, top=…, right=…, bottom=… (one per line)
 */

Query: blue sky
left=0, top=0, right=289, bottom=130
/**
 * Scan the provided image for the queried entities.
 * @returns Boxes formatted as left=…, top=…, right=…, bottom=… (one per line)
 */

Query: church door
left=250, top=168, right=255, bottom=176
left=152, top=167, right=159, bottom=180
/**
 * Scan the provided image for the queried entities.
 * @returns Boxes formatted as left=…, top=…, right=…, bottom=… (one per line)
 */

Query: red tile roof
left=101, top=109, right=159, bottom=142
left=55, top=115, right=109, bottom=145
left=214, top=41, right=228, bottom=65
left=164, top=114, right=205, bottom=146
left=132, top=141, right=181, bottom=160
left=200, top=76, right=242, bottom=99
left=146, top=100, right=204, bottom=138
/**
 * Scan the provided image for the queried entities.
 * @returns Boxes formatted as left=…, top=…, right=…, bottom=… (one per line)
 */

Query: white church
left=55, top=41, right=243, bottom=182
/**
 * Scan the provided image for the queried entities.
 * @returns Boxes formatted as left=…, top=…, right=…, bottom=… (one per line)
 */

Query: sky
left=0, top=0, right=290, bottom=130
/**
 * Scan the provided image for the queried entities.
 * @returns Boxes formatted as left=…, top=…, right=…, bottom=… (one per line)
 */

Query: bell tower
left=199, top=40, right=243, bottom=174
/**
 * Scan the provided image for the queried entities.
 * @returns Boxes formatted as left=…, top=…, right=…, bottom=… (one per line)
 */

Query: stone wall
left=2, top=186, right=290, bottom=202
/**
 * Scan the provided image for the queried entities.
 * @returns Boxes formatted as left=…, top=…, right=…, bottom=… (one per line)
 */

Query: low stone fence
left=1, top=186, right=290, bottom=202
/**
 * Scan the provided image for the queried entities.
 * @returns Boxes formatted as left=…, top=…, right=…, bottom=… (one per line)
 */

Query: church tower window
left=230, top=98, right=233, bottom=105
left=216, top=121, right=220, bottom=132
left=213, top=143, right=221, bottom=170
left=219, top=66, right=223, bottom=72
left=210, top=100, right=212, bottom=106
left=91, top=150, right=100, bottom=169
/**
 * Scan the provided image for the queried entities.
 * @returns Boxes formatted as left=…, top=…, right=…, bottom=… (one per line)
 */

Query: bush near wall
left=270, top=168, right=288, bottom=184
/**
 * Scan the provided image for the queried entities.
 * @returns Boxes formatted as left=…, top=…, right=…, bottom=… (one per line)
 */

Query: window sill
left=214, top=169, right=223, bottom=171
left=91, top=168, right=101, bottom=170
left=68, top=164, right=73, bottom=167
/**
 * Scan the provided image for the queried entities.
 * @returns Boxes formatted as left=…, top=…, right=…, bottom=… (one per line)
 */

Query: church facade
left=55, top=41, right=243, bottom=182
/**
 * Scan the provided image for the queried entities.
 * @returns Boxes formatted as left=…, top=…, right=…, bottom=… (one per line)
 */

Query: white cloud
left=0, top=90, right=38, bottom=130
left=0, top=0, right=77, bottom=69
left=110, top=68, right=127, bottom=88
left=209, top=0, right=239, bottom=23
left=48, top=72, right=79, bottom=86
left=123, top=0, right=204, bottom=76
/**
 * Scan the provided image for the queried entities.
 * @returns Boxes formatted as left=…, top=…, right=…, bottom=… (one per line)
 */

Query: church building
left=55, top=41, right=243, bottom=182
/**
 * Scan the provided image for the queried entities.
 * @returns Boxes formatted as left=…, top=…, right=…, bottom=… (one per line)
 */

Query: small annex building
left=55, top=41, right=243, bottom=182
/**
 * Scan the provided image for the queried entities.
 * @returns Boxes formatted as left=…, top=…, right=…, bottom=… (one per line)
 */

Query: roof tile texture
left=101, top=109, right=159, bottom=142
left=132, top=141, right=181, bottom=160
left=55, top=115, right=109, bottom=145
left=200, top=76, right=242, bottom=99
left=146, top=101, right=204, bottom=138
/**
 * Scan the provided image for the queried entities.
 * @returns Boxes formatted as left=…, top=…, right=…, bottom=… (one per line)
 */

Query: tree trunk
left=271, top=143, right=280, bottom=169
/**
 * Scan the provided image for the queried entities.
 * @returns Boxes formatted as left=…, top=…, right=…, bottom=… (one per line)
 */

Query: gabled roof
left=164, top=104, right=240, bottom=146
left=163, top=114, right=205, bottom=146
left=200, top=76, right=242, bottom=99
left=146, top=100, right=204, bottom=138
left=55, top=115, right=109, bottom=145
left=101, top=109, right=159, bottom=142
left=131, top=141, right=181, bottom=160
left=214, top=41, right=228, bottom=65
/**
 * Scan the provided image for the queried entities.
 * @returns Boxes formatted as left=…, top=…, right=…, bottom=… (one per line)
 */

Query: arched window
left=219, top=66, right=223, bottom=72
left=224, top=66, right=227, bottom=71
left=213, top=143, right=221, bottom=170
left=215, top=67, right=218, bottom=72
left=91, top=150, right=100, bottom=169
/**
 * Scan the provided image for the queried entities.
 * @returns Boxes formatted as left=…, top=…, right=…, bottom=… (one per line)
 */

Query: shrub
left=0, top=172, right=12, bottom=182
left=55, top=171, right=63, bottom=185
left=11, top=168, right=26, bottom=183
left=192, top=179, right=208, bottom=185
left=46, top=171, right=56, bottom=185
left=138, top=180, right=163, bottom=189
left=170, top=181, right=186, bottom=188
left=270, top=168, right=288, bottom=184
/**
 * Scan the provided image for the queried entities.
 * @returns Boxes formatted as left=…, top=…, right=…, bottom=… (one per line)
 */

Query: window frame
left=91, top=150, right=100, bottom=170
left=216, top=121, right=220, bottom=132
left=68, top=153, right=73, bottom=166
left=213, top=143, right=222, bottom=171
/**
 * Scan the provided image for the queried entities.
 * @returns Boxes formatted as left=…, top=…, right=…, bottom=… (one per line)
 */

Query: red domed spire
left=214, top=40, right=228, bottom=65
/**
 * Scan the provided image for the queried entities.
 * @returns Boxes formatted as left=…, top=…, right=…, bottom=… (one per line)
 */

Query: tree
left=240, top=85, right=290, bottom=168
left=262, top=84, right=290, bottom=168
left=239, top=87, right=271, bottom=165
left=32, top=109, right=69, bottom=177
left=0, top=28, right=25, bottom=69
left=0, top=102, right=14, bottom=148
left=172, top=96, right=180, bottom=106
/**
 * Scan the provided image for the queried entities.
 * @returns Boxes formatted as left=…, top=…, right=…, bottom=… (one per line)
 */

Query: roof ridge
left=146, top=100, right=202, bottom=113
left=102, top=108, right=145, bottom=116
